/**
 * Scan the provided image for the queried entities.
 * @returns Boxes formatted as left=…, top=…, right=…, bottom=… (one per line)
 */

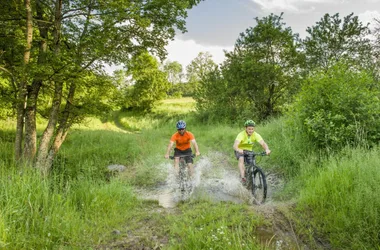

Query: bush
left=289, top=62, right=380, bottom=150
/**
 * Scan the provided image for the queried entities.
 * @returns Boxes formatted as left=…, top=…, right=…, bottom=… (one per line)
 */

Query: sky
left=164, top=0, right=380, bottom=69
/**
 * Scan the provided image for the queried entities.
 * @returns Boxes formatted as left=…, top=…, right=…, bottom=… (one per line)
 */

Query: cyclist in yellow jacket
left=233, top=120, right=271, bottom=184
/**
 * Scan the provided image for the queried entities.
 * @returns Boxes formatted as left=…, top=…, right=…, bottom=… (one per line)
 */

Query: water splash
left=157, top=152, right=255, bottom=207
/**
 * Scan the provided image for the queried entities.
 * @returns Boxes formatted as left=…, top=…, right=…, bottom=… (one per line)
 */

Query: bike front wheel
left=179, top=161, right=187, bottom=193
left=250, top=167, right=267, bottom=204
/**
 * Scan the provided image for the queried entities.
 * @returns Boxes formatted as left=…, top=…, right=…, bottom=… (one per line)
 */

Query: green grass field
left=0, top=97, right=379, bottom=249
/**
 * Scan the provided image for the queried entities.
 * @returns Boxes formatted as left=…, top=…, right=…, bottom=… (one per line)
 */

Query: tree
left=163, top=61, right=184, bottom=84
left=0, top=0, right=203, bottom=173
left=163, top=61, right=184, bottom=97
left=186, top=52, right=217, bottom=96
left=126, top=52, right=170, bottom=112
left=193, top=66, right=231, bottom=121
left=196, top=13, right=303, bottom=121
left=303, top=13, right=373, bottom=72
left=372, top=18, right=380, bottom=81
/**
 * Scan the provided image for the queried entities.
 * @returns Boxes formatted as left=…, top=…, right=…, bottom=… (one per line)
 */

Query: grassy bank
left=297, top=146, right=380, bottom=249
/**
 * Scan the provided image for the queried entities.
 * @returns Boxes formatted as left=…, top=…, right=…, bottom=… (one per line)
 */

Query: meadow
left=0, top=98, right=379, bottom=249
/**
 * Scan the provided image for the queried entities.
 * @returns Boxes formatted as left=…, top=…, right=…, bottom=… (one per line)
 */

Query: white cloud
left=251, top=0, right=337, bottom=12
left=359, top=10, right=380, bottom=41
left=164, top=38, right=233, bottom=68
left=252, top=0, right=300, bottom=11
left=359, top=10, right=380, bottom=29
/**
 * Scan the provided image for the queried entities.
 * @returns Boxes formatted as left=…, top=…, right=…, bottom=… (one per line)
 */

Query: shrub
left=289, top=62, right=380, bottom=150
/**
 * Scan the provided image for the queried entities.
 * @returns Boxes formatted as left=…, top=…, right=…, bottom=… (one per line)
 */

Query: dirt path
left=126, top=152, right=312, bottom=249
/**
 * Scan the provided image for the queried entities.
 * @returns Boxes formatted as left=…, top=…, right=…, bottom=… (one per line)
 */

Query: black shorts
left=234, top=150, right=253, bottom=165
left=174, top=148, right=193, bottom=163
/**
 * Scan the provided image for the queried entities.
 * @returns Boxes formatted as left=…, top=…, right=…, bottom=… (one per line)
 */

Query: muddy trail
left=141, top=152, right=285, bottom=205
left=106, top=152, right=313, bottom=250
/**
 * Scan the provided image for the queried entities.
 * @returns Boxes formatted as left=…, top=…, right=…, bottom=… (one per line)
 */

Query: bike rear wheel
left=250, top=167, right=267, bottom=204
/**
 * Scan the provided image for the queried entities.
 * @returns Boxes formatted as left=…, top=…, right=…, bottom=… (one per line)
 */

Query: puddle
left=136, top=152, right=301, bottom=249
left=158, top=190, right=176, bottom=208
left=145, top=152, right=280, bottom=207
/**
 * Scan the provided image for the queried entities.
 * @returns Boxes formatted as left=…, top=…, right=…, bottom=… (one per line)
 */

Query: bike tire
left=251, top=167, right=267, bottom=204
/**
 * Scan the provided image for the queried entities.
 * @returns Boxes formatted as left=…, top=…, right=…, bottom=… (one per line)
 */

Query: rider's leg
left=238, top=157, right=245, bottom=178
left=235, top=151, right=245, bottom=179
left=174, top=157, right=180, bottom=175
left=187, top=163, right=194, bottom=177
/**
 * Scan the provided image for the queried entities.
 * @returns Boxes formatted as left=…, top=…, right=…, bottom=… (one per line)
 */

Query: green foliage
left=256, top=117, right=316, bottom=179
left=186, top=52, right=217, bottom=96
left=0, top=0, right=204, bottom=166
left=125, top=52, right=170, bottom=112
left=303, top=13, right=372, bottom=71
left=194, top=13, right=303, bottom=123
left=194, top=67, right=237, bottom=122
left=0, top=76, right=14, bottom=119
left=163, top=60, right=184, bottom=97
left=228, top=13, right=303, bottom=120
left=289, top=62, right=380, bottom=150
left=297, top=146, right=380, bottom=249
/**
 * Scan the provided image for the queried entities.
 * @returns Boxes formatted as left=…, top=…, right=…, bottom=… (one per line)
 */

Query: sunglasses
left=177, top=128, right=185, bottom=131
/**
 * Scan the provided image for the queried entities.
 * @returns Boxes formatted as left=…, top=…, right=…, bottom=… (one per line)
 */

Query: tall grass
left=0, top=118, right=143, bottom=248
left=297, top=146, right=380, bottom=249
left=1, top=97, right=380, bottom=249
left=0, top=165, right=138, bottom=249
left=55, top=129, right=141, bottom=180
left=258, top=117, right=316, bottom=178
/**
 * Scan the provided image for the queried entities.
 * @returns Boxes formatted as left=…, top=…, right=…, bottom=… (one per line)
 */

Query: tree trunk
left=35, top=81, right=63, bottom=172
left=35, top=0, right=64, bottom=174
left=15, top=0, right=33, bottom=162
left=23, top=82, right=41, bottom=160
left=24, top=0, right=33, bottom=64
left=44, top=128, right=69, bottom=176
left=23, top=0, right=50, bottom=161
left=37, top=82, right=75, bottom=174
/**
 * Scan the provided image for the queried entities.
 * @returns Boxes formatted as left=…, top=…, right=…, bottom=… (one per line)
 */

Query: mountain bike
left=243, top=150, right=267, bottom=204
left=169, top=154, right=195, bottom=198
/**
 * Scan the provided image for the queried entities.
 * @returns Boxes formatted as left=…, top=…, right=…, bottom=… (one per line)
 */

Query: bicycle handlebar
left=169, top=154, right=196, bottom=160
left=243, top=150, right=267, bottom=156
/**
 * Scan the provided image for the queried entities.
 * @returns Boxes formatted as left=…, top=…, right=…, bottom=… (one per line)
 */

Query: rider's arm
left=190, top=139, right=200, bottom=156
left=165, top=141, right=174, bottom=158
left=259, top=140, right=271, bottom=155
left=233, top=140, right=243, bottom=154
